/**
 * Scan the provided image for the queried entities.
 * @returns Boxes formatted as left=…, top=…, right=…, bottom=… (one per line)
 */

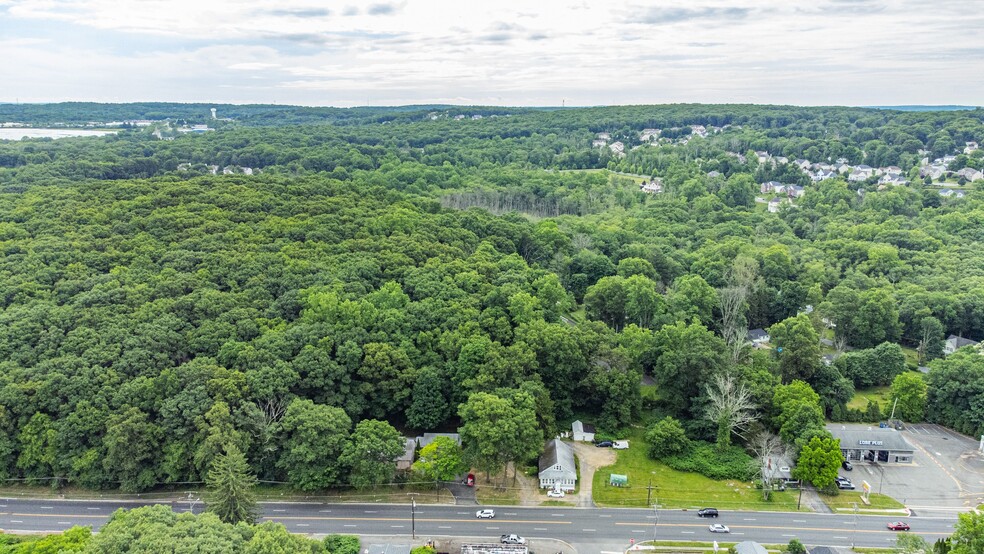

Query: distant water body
left=0, top=128, right=117, bottom=140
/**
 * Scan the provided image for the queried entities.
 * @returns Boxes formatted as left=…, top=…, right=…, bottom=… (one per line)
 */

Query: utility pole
left=408, top=493, right=418, bottom=539
left=646, top=475, right=656, bottom=506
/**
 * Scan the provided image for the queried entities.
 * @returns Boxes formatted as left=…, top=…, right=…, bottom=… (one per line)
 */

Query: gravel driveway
left=572, top=441, right=616, bottom=507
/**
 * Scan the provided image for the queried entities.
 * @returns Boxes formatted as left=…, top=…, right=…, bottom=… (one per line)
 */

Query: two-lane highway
left=0, top=498, right=959, bottom=549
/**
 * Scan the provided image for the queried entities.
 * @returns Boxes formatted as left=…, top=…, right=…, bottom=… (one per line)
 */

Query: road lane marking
left=364, top=510, right=378, bottom=513
left=794, top=519, right=806, bottom=522
left=10, top=513, right=107, bottom=519
left=40, top=507, right=53, bottom=510
left=439, top=526, right=452, bottom=529
left=681, top=531, right=694, bottom=534
left=632, top=530, right=645, bottom=533
left=732, top=533, right=744, bottom=535
left=834, top=536, right=848, bottom=539
left=783, top=534, right=795, bottom=537
left=551, top=513, right=564, bottom=516
left=743, top=518, right=756, bottom=521
left=599, top=515, right=611, bottom=518
left=58, top=522, right=71, bottom=525
left=584, top=529, right=595, bottom=532
left=613, top=522, right=951, bottom=536
left=319, top=510, right=332, bottom=513
left=10, top=521, right=22, bottom=523
left=486, top=527, right=499, bottom=530
left=262, top=516, right=571, bottom=525
left=273, top=509, right=286, bottom=512
left=535, top=528, right=547, bottom=531
left=391, top=526, right=404, bottom=528
left=296, top=524, right=309, bottom=527
left=86, top=508, right=100, bottom=510
left=344, top=524, right=356, bottom=527
left=504, top=512, right=517, bottom=515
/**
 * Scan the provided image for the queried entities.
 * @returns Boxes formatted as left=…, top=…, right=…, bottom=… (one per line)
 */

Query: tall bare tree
left=704, top=373, right=757, bottom=449
left=718, top=257, right=758, bottom=363
left=749, top=431, right=790, bottom=500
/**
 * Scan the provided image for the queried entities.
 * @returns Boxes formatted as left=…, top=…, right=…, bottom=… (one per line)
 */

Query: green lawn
left=823, top=491, right=906, bottom=512
left=591, top=429, right=801, bottom=511
left=639, top=541, right=785, bottom=553
left=847, top=386, right=893, bottom=412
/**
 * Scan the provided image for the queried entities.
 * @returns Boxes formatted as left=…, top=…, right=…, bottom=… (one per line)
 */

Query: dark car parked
left=595, top=440, right=614, bottom=448
left=842, top=460, right=853, bottom=470
left=697, top=508, right=719, bottom=518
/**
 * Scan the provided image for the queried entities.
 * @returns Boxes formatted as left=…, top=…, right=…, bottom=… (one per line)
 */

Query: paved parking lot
left=852, top=423, right=984, bottom=515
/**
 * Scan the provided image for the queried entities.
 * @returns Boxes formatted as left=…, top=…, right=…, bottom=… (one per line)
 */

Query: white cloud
left=1, top=0, right=983, bottom=105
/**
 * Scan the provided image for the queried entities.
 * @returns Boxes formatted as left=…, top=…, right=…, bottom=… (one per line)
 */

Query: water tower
left=210, top=108, right=217, bottom=120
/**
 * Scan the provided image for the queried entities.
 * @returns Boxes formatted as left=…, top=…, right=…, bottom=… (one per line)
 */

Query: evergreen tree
left=206, top=443, right=258, bottom=525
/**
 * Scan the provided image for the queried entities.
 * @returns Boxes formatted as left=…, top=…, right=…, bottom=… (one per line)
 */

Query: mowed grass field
left=591, top=429, right=801, bottom=511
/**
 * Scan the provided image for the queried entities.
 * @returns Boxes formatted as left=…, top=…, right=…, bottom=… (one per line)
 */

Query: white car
left=708, top=524, right=730, bottom=533
left=476, top=509, right=496, bottom=519
left=612, top=440, right=629, bottom=450
left=547, top=489, right=565, bottom=498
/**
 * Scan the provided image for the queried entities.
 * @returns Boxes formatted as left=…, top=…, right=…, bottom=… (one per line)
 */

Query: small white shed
left=571, top=420, right=596, bottom=442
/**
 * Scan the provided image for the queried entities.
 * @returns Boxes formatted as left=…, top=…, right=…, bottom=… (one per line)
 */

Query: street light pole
left=411, top=497, right=416, bottom=539
left=851, top=502, right=859, bottom=548
left=652, top=500, right=660, bottom=543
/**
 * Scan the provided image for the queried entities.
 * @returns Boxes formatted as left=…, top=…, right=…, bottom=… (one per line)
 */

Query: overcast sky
left=1, top=0, right=982, bottom=107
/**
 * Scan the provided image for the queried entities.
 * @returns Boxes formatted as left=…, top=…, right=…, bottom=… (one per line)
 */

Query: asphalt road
left=0, top=499, right=959, bottom=550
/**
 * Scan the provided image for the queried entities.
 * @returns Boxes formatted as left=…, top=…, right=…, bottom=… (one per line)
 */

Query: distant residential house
left=596, top=132, right=611, bottom=140
left=639, top=128, right=661, bottom=141
left=571, top=420, right=596, bottom=442
left=775, top=156, right=789, bottom=165
left=760, top=181, right=782, bottom=194
left=957, top=167, right=984, bottom=182
left=767, top=197, right=786, bottom=213
left=690, top=125, right=707, bottom=137
left=538, top=439, right=577, bottom=490
left=747, top=329, right=770, bottom=345
left=847, top=170, right=868, bottom=182
left=640, top=179, right=663, bottom=194
left=396, top=438, right=416, bottom=471
left=965, top=141, right=979, bottom=154
left=793, top=159, right=811, bottom=170
left=822, top=354, right=835, bottom=366
left=943, top=155, right=957, bottom=165
left=945, top=334, right=980, bottom=355
left=591, top=139, right=608, bottom=148
left=811, top=169, right=836, bottom=182
left=609, top=142, right=625, bottom=156
left=787, top=185, right=805, bottom=198
left=835, top=162, right=851, bottom=173
left=706, top=170, right=721, bottom=178
left=415, top=433, right=461, bottom=449
left=755, top=151, right=771, bottom=163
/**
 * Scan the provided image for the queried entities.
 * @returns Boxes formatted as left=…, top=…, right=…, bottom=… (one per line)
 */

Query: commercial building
left=826, top=424, right=915, bottom=464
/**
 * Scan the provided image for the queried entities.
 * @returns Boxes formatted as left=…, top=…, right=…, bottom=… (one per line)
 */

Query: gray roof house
left=415, top=432, right=460, bottom=449
left=396, top=438, right=416, bottom=471
left=747, top=329, right=770, bottom=345
left=733, top=542, right=769, bottom=554
left=538, top=439, right=577, bottom=490
left=945, top=334, right=980, bottom=355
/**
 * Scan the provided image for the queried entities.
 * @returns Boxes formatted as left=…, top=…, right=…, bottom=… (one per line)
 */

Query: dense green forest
left=1, top=103, right=984, bottom=493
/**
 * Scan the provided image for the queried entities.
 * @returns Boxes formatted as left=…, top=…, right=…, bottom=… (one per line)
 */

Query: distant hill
left=866, top=105, right=980, bottom=112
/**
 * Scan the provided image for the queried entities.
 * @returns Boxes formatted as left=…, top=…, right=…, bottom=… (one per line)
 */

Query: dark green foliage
left=645, top=416, right=691, bottom=458
left=785, top=538, right=807, bottom=554
left=662, top=441, right=756, bottom=480
left=206, top=443, right=258, bottom=525
left=324, top=535, right=361, bottom=554
left=0, top=102, right=982, bottom=493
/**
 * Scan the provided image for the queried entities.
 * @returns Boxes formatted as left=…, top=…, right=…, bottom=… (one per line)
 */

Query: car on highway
left=842, top=460, right=853, bottom=470
left=476, top=509, right=496, bottom=519
left=547, top=489, right=565, bottom=498
left=500, top=534, right=527, bottom=544
left=595, top=440, right=614, bottom=447
left=708, top=524, right=730, bottom=533
left=697, top=508, right=719, bottom=517
left=887, top=521, right=911, bottom=531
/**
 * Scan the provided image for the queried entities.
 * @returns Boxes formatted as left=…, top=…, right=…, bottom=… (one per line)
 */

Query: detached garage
left=827, top=425, right=915, bottom=464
